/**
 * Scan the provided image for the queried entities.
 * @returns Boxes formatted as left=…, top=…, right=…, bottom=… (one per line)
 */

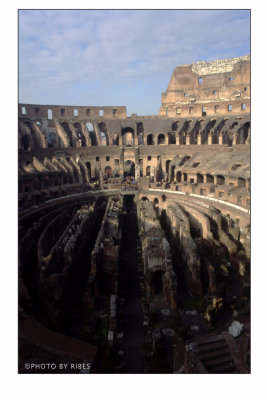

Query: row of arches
left=168, top=167, right=247, bottom=188
left=19, top=122, right=250, bottom=151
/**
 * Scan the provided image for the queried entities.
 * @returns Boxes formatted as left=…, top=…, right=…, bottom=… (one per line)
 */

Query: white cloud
left=19, top=9, right=250, bottom=113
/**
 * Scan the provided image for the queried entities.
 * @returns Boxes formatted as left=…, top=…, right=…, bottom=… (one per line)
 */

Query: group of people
left=121, top=175, right=138, bottom=190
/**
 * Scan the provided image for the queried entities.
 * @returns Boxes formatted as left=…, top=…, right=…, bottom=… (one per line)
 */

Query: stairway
left=196, top=335, right=237, bottom=373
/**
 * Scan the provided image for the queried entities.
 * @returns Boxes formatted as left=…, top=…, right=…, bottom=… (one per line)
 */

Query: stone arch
left=206, top=174, right=214, bottom=184
left=85, top=162, right=91, bottom=178
left=217, top=175, right=225, bottom=185
left=156, top=161, right=164, bottom=182
left=176, top=171, right=182, bottom=183
left=147, top=134, right=154, bottom=145
left=47, top=132, right=58, bottom=148
left=157, top=133, right=166, bottom=145
left=197, top=173, right=204, bottom=183
left=61, top=122, right=75, bottom=147
left=73, top=122, right=87, bottom=147
left=179, top=155, right=190, bottom=166
left=99, top=122, right=109, bottom=146
left=122, top=127, right=134, bottom=146
left=23, top=121, right=44, bottom=149
left=86, top=122, right=98, bottom=146
left=170, top=165, right=175, bottom=182
left=94, top=167, right=100, bottom=180
left=172, top=121, right=179, bottom=131
left=146, top=166, right=151, bottom=176
left=242, top=122, right=250, bottom=144
left=21, top=135, right=31, bottom=150
left=112, top=132, right=119, bottom=146
left=238, top=177, right=246, bottom=188
left=168, top=131, right=176, bottom=144
left=100, top=131, right=107, bottom=146
left=166, top=160, right=172, bottom=177
left=137, top=123, right=144, bottom=145
left=104, top=166, right=112, bottom=178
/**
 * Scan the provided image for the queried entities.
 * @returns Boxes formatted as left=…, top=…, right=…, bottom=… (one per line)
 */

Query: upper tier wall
left=19, top=104, right=127, bottom=119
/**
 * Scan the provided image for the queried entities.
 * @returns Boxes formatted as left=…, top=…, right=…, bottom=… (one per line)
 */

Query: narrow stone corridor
left=117, top=195, right=145, bottom=373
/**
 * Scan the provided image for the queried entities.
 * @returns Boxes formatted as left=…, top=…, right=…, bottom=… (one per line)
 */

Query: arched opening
left=156, top=163, right=164, bottom=182
left=158, top=134, right=165, bottom=145
left=238, top=177, right=246, bottom=188
left=100, top=131, right=107, bottom=146
left=74, top=122, right=86, bottom=147
left=168, top=131, right=176, bottom=144
left=166, top=160, right=172, bottom=178
left=146, top=166, right=151, bottom=177
left=151, top=270, right=164, bottom=295
left=147, top=134, right=154, bottom=145
left=86, top=122, right=94, bottom=131
left=197, top=173, right=204, bottom=183
left=172, top=122, right=179, bottom=131
left=206, top=174, right=214, bottom=184
left=94, top=167, right=100, bottom=180
left=137, top=123, right=144, bottom=145
left=179, top=155, right=190, bottom=166
left=183, top=173, right=188, bottom=182
left=176, top=171, right=182, bottom=183
left=47, top=132, right=57, bottom=148
left=21, top=135, right=31, bottom=150
left=123, top=160, right=135, bottom=178
left=104, top=166, right=112, bottom=178
left=61, top=122, right=74, bottom=147
left=242, top=122, right=250, bottom=143
left=138, top=132, right=144, bottom=145
left=141, top=196, right=149, bottom=202
left=86, top=162, right=91, bottom=178
left=217, top=175, right=225, bottom=185
left=86, top=122, right=98, bottom=146
left=113, top=133, right=119, bottom=146
left=170, top=165, right=175, bottom=182
left=23, top=121, right=43, bottom=149
left=122, top=128, right=134, bottom=146
left=230, top=122, right=239, bottom=130
left=99, top=122, right=109, bottom=146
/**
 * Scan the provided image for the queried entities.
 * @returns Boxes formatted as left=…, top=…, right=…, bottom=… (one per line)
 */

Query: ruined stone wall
left=19, top=104, right=127, bottom=119
left=159, top=56, right=250, bottom=118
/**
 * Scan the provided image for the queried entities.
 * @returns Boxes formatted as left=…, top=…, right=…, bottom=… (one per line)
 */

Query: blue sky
left=19, top=9, right=250, bottom=116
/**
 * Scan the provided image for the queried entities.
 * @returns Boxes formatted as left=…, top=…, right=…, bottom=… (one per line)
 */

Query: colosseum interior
left=18, top=55, right=250, bottom=374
